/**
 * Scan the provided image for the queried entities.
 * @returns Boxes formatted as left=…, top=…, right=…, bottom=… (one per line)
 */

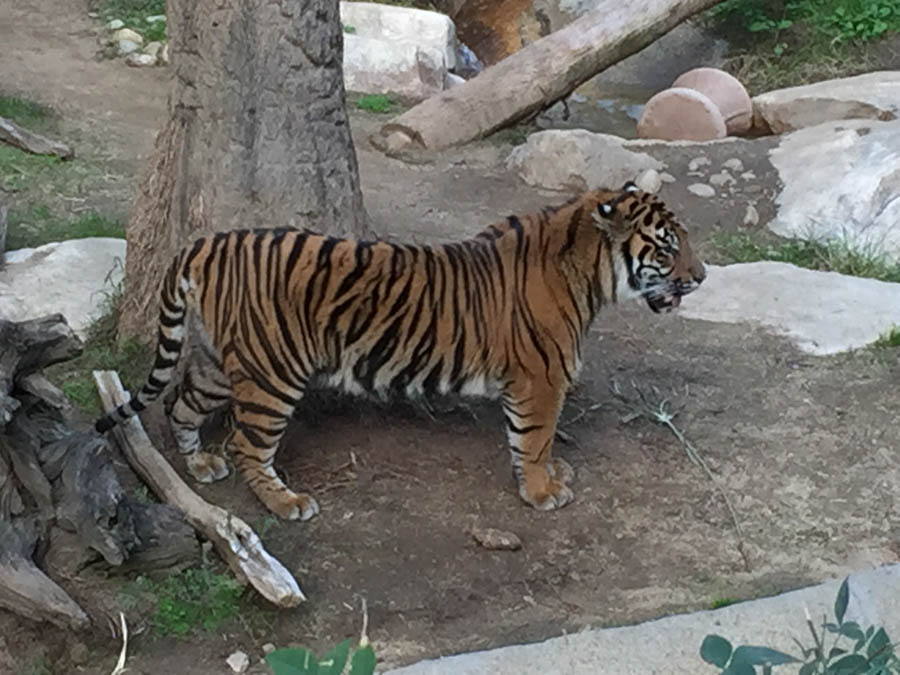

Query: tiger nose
left=692, top=260, right=707, bottom=284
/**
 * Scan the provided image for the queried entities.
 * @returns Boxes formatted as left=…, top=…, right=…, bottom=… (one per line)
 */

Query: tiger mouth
left=646, top=293, right=682, bottom=313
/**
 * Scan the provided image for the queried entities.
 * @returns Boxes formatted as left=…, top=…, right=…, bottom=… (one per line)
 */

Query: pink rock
left=637, top=87, right=727, bottom=142
left=673, top=67, right=752, bottom=135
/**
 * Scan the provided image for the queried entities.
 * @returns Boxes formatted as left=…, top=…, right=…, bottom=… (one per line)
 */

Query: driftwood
left=370, top=0, right=725, bottom=153
left=0, top=517, right=89, bottom=630
left=0, top=115, right=73, bottom=159
left=93, top=369, right=306, bottom=607
left=0, top=315, right=200, bottom=632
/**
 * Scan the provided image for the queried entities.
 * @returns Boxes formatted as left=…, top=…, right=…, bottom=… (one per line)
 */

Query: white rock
left=768, top=119, right=900, bottom=262
left=145, top=14, right=166, bottom=23
left=159, top=42, right=170, bottom=65
left=680, top=262, right=900, bottom=355
left=687, top=156, right=710, bottom=171
left=143, top=41, right=163, bottom=58
left=343, top=35, right=445, bottom=98
left=117, top=40, right=140, bottom=56
left=262, top=643, right=276, bottom=654
left=340, top=2, right=456, bottom=70
left=339, top=2, right=457, bottom=97
left=659, top=172, right=676, bottom=183
left=635, top=168, right=662, bottom=194
left=506, top=130, right=663, bottom=192
left=723, top=157, right=744, bottom=172
left=126, top=53, right=156, bottom=67
left=106, top=19, right=124, bottom=30
left=753, top=71, right=900, bottom=133
left=743, top=203, right=759, bottom=226
left=0, top=238, right=126, bottom=337
left=708, top=171, right=734, bottom=187
left=740, top=171, right=756, bottom=181
left=687, top=183, right=715, bottom=197
left=226, top=650, right=249, bottom=673
left=112, top=27, right=144, bottom=46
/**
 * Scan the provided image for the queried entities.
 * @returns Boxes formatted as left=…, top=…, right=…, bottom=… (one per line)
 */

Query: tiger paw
left=519, top=478, right=574, bottom=511
left=186, top=451, right=230, bottom=483
left=548, top=457, right=575, bottom=484
left=265, top=491, right=320, bottom=522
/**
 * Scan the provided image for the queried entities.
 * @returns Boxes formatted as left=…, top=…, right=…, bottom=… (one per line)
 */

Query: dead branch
left=0, top=115, right=73, bottom=159
left=92, top=369, right=306, bottom=607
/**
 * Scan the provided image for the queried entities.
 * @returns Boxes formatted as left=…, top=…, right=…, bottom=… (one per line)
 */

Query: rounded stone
left=672, top=67, right=752, bottom=135
left=637, top=87, right=727, bottom=142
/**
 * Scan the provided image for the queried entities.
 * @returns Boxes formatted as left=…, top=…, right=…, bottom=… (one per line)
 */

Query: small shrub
left=343, top=24, right=356, bottom=34
left=711, top=597, right=739, bottom=610
left=97, top=0, right=167, bottom=42
left=873, top=326, right=900, bottom=349
left=266, top=639, right=376, bottom=675
left=700, top=577, right=900, bottom=673
left=121, top=568, right=243, bottom=638
left=0, top=94, right=51, bottom=129
left=354, top=94, right=394, bottom=114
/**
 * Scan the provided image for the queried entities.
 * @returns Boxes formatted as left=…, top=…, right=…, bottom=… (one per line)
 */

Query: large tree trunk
left=119, top=0, right=369, bottom=339
left=371, top=0, right=724, bottom=153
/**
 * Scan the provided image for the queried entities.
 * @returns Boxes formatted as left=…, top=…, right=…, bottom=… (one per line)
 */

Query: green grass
left=716, top=233, right=900, bottom=283
left=96, top=0, right=167, bottom=42
left=354, top=93, right=396, bottom=114
left=47, top=281, right=153, bottom=415
left=6, top=207, right=125, bottom=250
left=120, top=568, right=243, bottom=638
left=710, top=597, right=739, bottom=610
left=873, top=326, right=900, bottom=349
left=704, top=0, right=900, bottom=92
left=0, top=94, right=52, bottom=130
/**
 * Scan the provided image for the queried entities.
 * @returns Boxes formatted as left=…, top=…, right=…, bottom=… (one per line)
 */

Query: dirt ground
left=1, top=2, right=899, bottom=674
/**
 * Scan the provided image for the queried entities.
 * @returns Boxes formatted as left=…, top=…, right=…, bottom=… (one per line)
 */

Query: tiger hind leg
left=169, top=362, right=232, bottom=484
left=502, top=380, right=575, bottom=511
left=228, top=378, right=319, bottom=521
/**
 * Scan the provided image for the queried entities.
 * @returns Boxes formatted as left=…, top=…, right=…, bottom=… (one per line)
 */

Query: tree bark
left=119, top=0, right=369, bottom=339
left=371, top=0, right=725, bottom=153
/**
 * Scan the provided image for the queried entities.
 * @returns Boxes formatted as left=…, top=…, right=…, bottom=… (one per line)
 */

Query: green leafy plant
left=97, top=0, right=167, bottom=42
left=343, top=24, right=356, bottom=33
left=266, top=639, right=376, bottom=675
left=711, top=597, right=739, bottom=610
left=701, top=577, right=900, bottom=674
left=121, top=568, right=243, bottom=637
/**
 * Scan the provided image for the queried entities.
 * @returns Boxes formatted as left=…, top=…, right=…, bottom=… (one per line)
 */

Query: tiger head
left=594, top=181, right=706, bottom=313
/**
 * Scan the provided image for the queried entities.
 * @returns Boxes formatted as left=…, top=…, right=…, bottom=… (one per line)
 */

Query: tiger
left=95, top=181, right=706, bottom=521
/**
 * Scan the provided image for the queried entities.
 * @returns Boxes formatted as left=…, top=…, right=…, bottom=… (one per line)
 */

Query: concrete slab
left=383, top=565, right=900, bottom=675
left=678, top=262, right=900, bottom=355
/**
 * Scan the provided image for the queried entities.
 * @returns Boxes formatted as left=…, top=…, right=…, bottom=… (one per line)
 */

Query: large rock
left=672, top=67, right=752, bottom=135
left=680, top=262, right=900, bottom=355
left=637, top=87, right=727, bottom=142
left=768, top=119, right=900, bottom=261
left=752, top=71, right=900, bottom=134
left=507, top=129, right=663, bottom=191
left=340, top=2, right=457, bottom=98
left=0, top=238, right=126, bottom=337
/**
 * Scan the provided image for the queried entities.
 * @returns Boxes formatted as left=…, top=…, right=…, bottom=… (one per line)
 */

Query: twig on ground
left=609, top=379, right=749, bottom=569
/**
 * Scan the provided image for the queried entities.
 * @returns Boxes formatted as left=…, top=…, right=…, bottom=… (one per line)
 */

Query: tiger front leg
left=502, top=382, right=575, bottom=511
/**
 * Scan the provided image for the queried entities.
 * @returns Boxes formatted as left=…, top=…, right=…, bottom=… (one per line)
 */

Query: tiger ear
left=622, top=181, right=639, bottom=193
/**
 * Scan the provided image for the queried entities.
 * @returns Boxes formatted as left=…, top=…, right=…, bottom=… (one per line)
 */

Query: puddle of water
left=535, top=80, right=655, bottom=139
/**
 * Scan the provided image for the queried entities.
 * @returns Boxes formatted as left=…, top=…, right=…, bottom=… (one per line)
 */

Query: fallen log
left=93, top=369, right=306, bottom=607
left=0, top=115, right=73, bottom=159
left=370, top=0, right=725, bottom=153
